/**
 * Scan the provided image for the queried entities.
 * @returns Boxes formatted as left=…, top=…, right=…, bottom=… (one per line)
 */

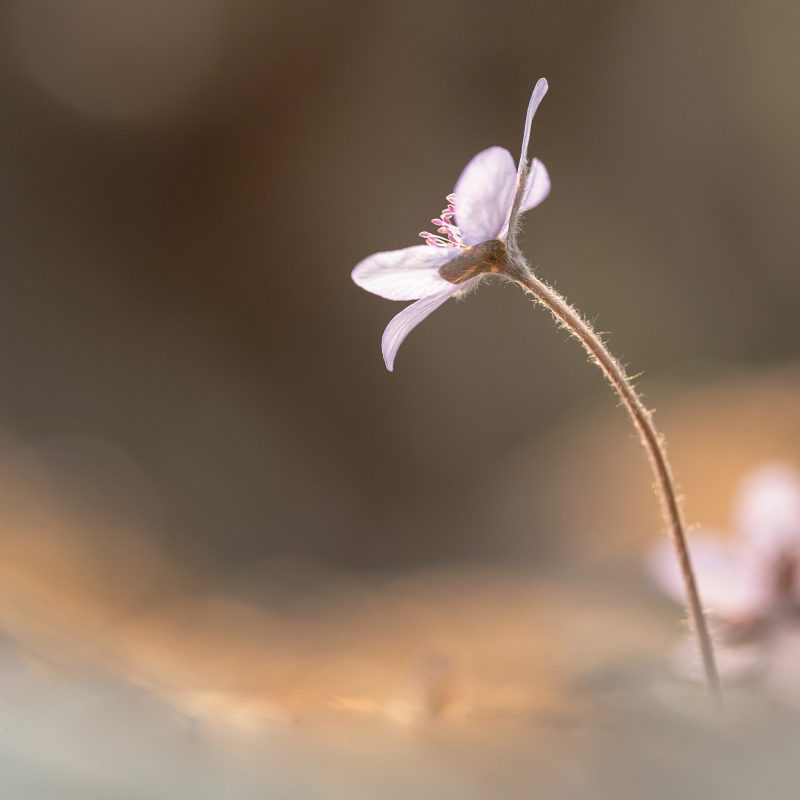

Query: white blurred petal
left=647, top=532, right=769, bottom=618
left=352, top=245, right=457, bottom=300
left=381, top=285, right=461, bottom=371
left=518, top=78, right=548, bottom=175
left=453, top=147, right=516, bottom=246
left=733, top=462, right=800, bottom=557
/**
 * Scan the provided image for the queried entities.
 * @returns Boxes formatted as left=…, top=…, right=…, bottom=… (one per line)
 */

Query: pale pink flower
left=648, top=463, right=800, bottom=699
left=351, top=79, right=551, bottom=371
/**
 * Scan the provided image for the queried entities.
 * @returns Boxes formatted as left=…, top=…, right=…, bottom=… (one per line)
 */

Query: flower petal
left=646, top=533, right=769, bottom=618
left=453, top=146, right=516, bottom=246
left=381, top=284, right=461, bottom=372
left=520, top=158, right=551, bottom=212
left=733, top=462, right=800, bottom=558
left=352, top=245, right=458, bottom=300
left=518, top=78, right=548, bottom=177
left=497, top=158, right=551, bottom=239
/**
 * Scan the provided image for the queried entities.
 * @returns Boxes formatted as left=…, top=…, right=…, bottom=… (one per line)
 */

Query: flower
left=351, top=78, right=552, bottom=371
left=648, top=462, right=800, bottom=701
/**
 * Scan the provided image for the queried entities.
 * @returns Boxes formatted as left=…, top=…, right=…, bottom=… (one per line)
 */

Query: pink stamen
left=418, top=194, right=465, bottom=249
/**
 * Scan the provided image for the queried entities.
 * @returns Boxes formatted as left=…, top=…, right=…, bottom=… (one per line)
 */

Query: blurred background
left=1, top=0, right=800, bottom=797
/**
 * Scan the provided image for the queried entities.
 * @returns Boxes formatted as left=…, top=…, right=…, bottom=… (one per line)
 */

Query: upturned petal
left=518, top=78, right=548, bottom=178
left=352, top=245, right=459, bottom=301
left=453, top=146, right=517, bottom=246
left=647, top=533, right=770, bottom=618
left=381, top=284, right=462, bottom=371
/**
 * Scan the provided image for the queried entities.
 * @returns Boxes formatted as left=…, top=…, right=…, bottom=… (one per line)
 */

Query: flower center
left=419, top=194, right=465, bottom=249
left=438, top=239, right=508, bottom=285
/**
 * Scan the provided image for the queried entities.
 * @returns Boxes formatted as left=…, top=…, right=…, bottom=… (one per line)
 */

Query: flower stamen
left=419, top=193, right=465, bottom=249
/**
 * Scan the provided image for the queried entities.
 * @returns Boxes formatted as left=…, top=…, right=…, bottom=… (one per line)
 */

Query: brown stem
left=503, top=252, right=723, bottom=708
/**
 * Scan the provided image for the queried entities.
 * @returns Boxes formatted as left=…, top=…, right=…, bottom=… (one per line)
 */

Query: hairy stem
left=502, top=249, right=723, bottom=708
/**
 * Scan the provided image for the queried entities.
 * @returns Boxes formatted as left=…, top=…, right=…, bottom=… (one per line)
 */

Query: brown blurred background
left=1, top=1, right=800, bottom=795
left=2, top=0, right=799, bottom=578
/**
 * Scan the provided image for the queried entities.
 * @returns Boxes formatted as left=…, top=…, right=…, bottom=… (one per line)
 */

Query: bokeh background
left=1, top=1, right=800, bottom=797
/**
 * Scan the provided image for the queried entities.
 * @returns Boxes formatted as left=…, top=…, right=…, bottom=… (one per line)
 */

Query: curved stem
left=503, top=252, right=723, bottom=708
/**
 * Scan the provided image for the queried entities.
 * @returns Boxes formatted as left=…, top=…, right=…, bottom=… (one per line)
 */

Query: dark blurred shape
left=9, top=0, right=224, bottom=122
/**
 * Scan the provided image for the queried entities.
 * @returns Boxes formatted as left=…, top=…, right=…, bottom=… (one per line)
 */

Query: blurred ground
left=0, top=0, right=799, bottom=796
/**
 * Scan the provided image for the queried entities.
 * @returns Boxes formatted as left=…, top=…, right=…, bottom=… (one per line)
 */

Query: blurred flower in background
left=649, top=463, right=800, bottom=703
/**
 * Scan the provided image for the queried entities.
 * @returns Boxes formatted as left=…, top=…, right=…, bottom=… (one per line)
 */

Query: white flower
left=648, top=463, right=800, bottom=700
left=351, top=79, right=552, bottom=371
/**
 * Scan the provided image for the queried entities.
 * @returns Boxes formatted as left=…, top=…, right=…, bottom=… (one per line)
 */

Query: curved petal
left=518, top=78, right=548, bottom=176
left=352, top=245, right=458, bottom=300
left=520, top=158, right=551, bottom=212
left=453, top=146, right=516, bottom=246
left=381, top=284, right=461, bottom=372
left=646, top=532, right=769, bottom=618
left=498, top=158, right=551, bottom=239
